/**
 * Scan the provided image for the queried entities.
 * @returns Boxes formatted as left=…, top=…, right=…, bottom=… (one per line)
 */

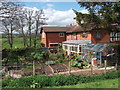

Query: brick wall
left=91, top=30, right=110, bottom=43
left=46, top=32, right=66, bottom=47
left=66, top=32, right=92, bottom=41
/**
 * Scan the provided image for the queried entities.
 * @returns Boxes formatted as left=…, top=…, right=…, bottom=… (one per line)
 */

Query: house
left=41, top=24, right=120, bottom=55
left=41, top=27, right=67, bottom=47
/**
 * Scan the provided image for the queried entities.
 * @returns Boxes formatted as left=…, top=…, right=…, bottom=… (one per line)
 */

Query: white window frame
left=59, top=33, right=64, bottom=37
left=110, top=32, right=120, bottom=41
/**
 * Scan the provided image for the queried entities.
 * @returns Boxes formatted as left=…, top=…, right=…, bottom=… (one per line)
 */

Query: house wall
left=66, top=32, right=92, bottom=41
left=46, top=32, right=66, bottom=47
left=41, top=31, right=47, bottom=47
left=91, top=30, right=110, bottom=43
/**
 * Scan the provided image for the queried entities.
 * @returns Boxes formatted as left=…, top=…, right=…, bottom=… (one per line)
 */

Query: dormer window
left=96, top=32, right=101, bottom=39
left=59, top=33, right=64, bottom=37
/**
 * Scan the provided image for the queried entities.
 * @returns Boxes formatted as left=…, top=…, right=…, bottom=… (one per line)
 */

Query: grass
left=47, top=78, right=119, bottom=88
left=1, top=37, right=41, bottom=49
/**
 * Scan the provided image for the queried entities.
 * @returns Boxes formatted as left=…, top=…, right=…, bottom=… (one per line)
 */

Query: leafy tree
left=74, top=2, right=120, bottom=32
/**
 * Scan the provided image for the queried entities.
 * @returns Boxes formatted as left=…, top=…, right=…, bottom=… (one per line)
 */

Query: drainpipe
left=100, top=52, right=102, bottom=67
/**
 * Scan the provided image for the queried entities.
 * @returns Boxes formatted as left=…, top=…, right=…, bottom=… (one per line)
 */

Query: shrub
left=4, top=70, right=120, bottom=88
left=7, top=75, right=34, bottom=88
left=34, top=75, right=51, bottom=88
left=2, top=76, right=11, bottom=87
left=56, top=59, right=63, bottom=63
left=70, top=60, right=78, bottom=67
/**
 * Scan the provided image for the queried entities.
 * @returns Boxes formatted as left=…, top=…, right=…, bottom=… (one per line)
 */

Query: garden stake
left=115, top=63, right=117, bottom=70
left=90, top=65, right=93, bottom=75
left=69, top=61, right=71, bottom=75
left=33, top=60, right=35, bottom=76
left=104, top=60, right=107, bottom=73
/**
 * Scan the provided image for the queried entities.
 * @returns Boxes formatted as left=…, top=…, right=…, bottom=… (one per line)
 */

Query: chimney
left=70, top=24, right=72, bottom=26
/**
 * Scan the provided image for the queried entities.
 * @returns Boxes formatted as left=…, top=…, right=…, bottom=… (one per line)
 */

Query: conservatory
left=62, top=40, right=91, bottom=55
left=82, top=43, right=115, bottom=66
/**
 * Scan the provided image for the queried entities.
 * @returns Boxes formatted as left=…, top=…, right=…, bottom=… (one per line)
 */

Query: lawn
left=47, top=78, right=119, bottom=88
left=1, top=37, right=41, bottom=49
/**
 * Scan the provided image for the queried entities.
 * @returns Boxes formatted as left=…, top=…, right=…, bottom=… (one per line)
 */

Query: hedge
left=3, top=70, right=120, bottom=88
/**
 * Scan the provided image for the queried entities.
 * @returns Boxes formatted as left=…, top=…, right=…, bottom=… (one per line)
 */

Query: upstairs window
left=110, top=32, right=120, bottom=41
left=73, top=34, right=76, bottom=39
left=96, top=32, right=101, bottom=39
left=59, top=33, right=64, bottom=37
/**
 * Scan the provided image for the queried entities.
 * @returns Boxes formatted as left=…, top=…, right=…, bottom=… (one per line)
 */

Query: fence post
left=104, top=60, right=107, bottom=73
left=115, top=63, right=118, bottom=70
left=69, top=61, right=71, bottom=75
left=33, top=60, right=35, bottom=76
left=90, top=64, right=93, bottom=75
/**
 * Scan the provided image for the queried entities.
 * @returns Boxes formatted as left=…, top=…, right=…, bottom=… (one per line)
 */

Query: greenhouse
left=82, top=43, right=116, bottom=67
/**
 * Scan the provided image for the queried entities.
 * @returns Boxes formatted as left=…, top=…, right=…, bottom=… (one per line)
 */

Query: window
left=110, top=32, right=120, bottom=41
left=71, top=46, right=77, bottom=52
left=96, top=32, right=101, bottom=39
left=64, top=45, right=67, bottom=50
left=59, top=33, right=64, bottom=37
left=73, top=34, right=76, bottom=39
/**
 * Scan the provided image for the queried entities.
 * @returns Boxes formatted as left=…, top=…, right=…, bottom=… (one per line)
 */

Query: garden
left=1, top=45, right=99, bottom=78
left=1, top=45, right=119, bottom=89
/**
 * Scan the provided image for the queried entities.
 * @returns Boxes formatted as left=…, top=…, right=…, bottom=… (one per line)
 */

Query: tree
left=24, top=9, right=34, bottom=47
left=33, top=10, right=47, bottom=48
left=74, top=2, right=120, bottom=32
left=16, top=7, right=28, bottom=47
left=0, top=2, right=21, bottom=48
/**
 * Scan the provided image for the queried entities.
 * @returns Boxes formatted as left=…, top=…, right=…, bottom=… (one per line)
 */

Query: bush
left=70, top=60, right=90, bottom=69
left=4, top=70, right=120, bottom=88
left=56, top=59, right=63, bottom=63
left=2, top=76, right=11, bottom=87
left=7, top=75, right=34, bottom=88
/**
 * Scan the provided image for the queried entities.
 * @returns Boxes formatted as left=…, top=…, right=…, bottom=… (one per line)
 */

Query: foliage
left=4, top=70, right=120, bottom=88
left=45, top=61, right=56, bottom=65
left=70, top=60, right=90, bottom=69
left=72, top=53, right=82, bottom=61
left=70, top=60, right=78, bottom=67
left=2, top=76, right=11, bottom=87
left=74, top=2, right=120, bottom=31
left=56, top=59, right=63, bottom=63
left=7, top=76, right=34, bottom=88
left=49, top=53, right=57, bottom=61
left=31, top=52, right=43, bottom=61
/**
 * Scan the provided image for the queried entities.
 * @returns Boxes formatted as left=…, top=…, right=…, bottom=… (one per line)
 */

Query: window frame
left=59, top=33, right=65, bottom=37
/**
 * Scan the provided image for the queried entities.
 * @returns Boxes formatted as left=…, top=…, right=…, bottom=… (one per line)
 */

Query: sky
left=18, top=2, right=88, bottom=26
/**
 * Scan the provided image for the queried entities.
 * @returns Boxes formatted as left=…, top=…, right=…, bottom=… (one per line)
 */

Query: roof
left=66, top=25, right=84, bottom=33
left=62, top=40, right=91, bottom=45
left=42, top=24, right=94, bottom=33
left=42, top=27, right=68, bottom=32
left=82, top=43, right=113, bottom=52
